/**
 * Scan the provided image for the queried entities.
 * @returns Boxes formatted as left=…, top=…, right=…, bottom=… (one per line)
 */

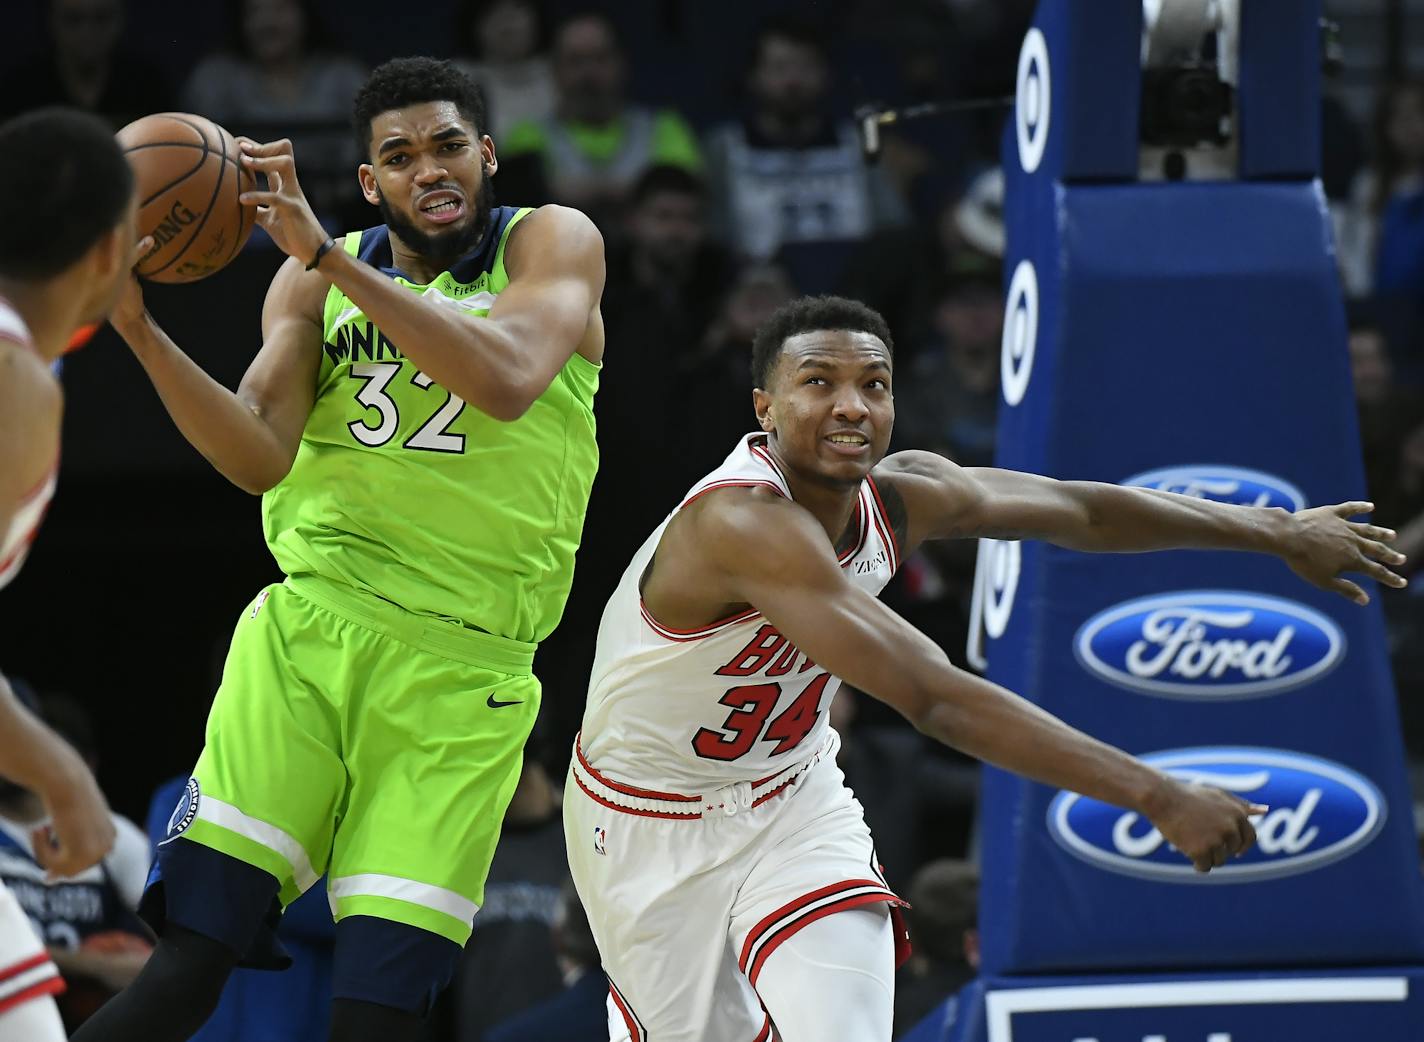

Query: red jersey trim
left=575, top=737, right=701, bottom=803
left=639, top=599, right=763, bottom=642
left=0, top=976, right=65, bottom=1016
left=739, top=879, right=905, bottom=986
left=865, top=476, right=901, bottom=573
left=0, top=953, right=53, bottom=986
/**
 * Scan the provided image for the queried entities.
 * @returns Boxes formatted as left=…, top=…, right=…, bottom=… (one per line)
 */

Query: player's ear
left=753, top=388, right=774, bottom=432
left=481, top=135, right=498, bottom=177
left=358, top=164, right=380, bottom=206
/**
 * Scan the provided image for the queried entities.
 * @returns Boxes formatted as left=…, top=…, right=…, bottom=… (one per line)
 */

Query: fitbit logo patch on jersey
left=1074, top=591, right=1344, bottom=699
left=164, top=777, right=201, bottom=842
left=1124, top=464, right=1307, bottom=511
left=1047, top=748, right=1386, bottom=883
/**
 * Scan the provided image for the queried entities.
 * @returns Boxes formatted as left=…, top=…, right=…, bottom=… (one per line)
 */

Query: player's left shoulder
left=873, top=450, right=981, bottom=545
left=507, top=204, right=605, bottom=269
left=874, top=449, right=971, bottom=499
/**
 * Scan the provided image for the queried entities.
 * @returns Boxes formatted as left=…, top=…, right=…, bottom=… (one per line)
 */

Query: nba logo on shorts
left=593, top=826, right=607, bottom=856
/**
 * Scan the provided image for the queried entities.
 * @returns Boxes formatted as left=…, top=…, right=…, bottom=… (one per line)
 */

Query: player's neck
left=0, top=278, right=77, bottom=361
left=766, top=442, right=862, bottom=547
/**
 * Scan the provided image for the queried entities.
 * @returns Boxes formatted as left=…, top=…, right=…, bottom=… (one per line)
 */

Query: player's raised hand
left=1144, top=777, right=1263, bottom=873
left=31, top=740, right=116, bottom=879
left=236, top=137, right=329, bottom=267
left=1278, top=501, right=1408, bottom=604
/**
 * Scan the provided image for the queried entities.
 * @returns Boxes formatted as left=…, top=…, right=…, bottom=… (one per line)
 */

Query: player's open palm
left=1147, top=778, right=1262, bottom=873
left=1280, top=501, right=1407, bottom=604
left=33, top=741, right=116, bottom=878
left=237, top=137, right=328, bottom=266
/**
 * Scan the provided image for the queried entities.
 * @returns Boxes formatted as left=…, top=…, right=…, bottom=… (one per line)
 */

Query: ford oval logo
left=1075, top=591, right=1344, bottom=699
left=1048, top=748, right=1386, bottom=883
left=1124, top=465, right=1306, bottom=511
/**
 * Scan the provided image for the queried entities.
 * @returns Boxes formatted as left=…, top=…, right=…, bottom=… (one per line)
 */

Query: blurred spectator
left=450, top=748, right=569, bottom=1041
left=840, top=170, right=1003, bottom=359
left=894, top=859, right=980, bottom=1037
left=1336, top=82, right=1424, bottom=304
left=143, top=776, right=335, bottom=1042
left=482, top=877, right=605, bottom=1042
left=831, top=687, right=978, bottom=885
left=0, top=685, right=152, bottom=1032
left=181, top=0, right=367, bottom=223
left=499, top=11, right=703, bottom=228
left=0, top=0, right=173, bottom=128
left=894, top=267, right=1004, bottom=468
left=452, top=0, right=556, bottom=138
left=1351, top=304, right=1423, bottom=509
left=703, top=15, right=910, bottom=261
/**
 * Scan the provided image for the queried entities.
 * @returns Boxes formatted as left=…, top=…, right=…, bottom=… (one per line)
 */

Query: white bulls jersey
left=578, top=433, right=901, bottom=793
left=0, top=300, right=56, bottom=591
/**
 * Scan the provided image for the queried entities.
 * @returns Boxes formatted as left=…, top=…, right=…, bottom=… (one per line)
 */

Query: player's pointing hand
left=1142, top=776, right=1263, bottom=874
left=1277, top=501, right=1408, bottom=604
left=236, top=137, right=329, bottom=269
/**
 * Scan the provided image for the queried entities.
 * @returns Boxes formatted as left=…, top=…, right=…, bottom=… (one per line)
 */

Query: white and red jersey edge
left=578, top=433, right=901, bottom=794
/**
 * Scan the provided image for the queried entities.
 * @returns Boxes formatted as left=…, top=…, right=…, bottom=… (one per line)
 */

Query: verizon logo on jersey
left=714, top=624, right=818, bottom=678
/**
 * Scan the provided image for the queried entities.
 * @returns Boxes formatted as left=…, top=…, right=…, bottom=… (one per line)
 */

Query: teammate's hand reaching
left=237, top=137, right=329, bottom=268
left=1278, top=501, right=1407, bottom=604
left=1142, top=775, right=1262, bottom=873
left=32, top=738, right=116, bottom=879
left=109, top=234, right=156, bottom=333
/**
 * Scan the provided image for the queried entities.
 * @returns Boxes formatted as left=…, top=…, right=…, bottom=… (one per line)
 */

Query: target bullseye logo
left=1016, top=28, right=1050, bottom=173
left=981, top=539, right=1021, bottom=639
left=1001, top=260, right=1038, bottom=406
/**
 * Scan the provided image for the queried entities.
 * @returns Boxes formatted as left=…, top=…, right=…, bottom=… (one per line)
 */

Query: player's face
left=359, top=102, right=496, bottom=266
left=754, top=330, right=894, bottom=488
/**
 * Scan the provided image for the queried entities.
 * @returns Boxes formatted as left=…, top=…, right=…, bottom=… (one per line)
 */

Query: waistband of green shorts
left=285, top=574, right=536, bottom=675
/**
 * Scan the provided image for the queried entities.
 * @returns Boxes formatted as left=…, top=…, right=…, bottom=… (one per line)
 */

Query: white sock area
left=0, top=994, right=67, bottom=1042
left=755, top=904, right=895, bottom=1042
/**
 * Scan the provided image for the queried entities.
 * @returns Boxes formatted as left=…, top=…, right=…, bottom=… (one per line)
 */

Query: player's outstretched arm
left=690, top=492, right=1259, bottom=873
left=110, top=255, right=324, bottom=494
left=881, top=449, right=1408, bottom=605
left=0, top=674, right=115, bottom=877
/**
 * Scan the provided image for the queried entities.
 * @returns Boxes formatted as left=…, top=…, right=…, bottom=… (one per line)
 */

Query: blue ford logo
left=1075, top=591, right=1344, bottom=699
left=1124, top=465, right=1306, bottom=511
left=1048, top=748, right=1385, bottom=883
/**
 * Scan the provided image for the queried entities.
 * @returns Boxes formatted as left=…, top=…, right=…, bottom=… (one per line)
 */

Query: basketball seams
left=141, top=116, right=230, bottom=281
left=215, top=123, right=253, bottom=267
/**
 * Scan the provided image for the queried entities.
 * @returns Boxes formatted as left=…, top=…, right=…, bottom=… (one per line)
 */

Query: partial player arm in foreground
left=238, top=138, right=605, bottom=422
left=689, top=493, right=1259, bottom=873
left=0, top=675, right=115, bottom=876
left=883, top=450, right=1407, bottom=604
left=110, top=257, right=325, bottom=494
left=0, top=345, right=60, bottom=537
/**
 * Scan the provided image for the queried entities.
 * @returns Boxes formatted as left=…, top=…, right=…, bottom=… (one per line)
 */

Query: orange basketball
left=117, top=112, right=257, bottom=284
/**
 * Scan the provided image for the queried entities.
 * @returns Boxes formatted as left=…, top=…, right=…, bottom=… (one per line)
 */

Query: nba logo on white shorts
left=593, top=826, right=607, bottom=856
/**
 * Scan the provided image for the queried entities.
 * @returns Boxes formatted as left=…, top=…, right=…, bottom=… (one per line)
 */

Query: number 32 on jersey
left=346, top=361, right=466, bottom=453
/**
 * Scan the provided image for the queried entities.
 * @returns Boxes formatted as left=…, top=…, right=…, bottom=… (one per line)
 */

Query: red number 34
left=691, top=673, right=833, bottom=761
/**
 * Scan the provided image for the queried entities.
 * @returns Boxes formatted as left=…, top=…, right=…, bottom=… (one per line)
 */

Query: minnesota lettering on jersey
left=693, top=624, right=832, bottom=762
left=325, top=320, right=405, bottom=366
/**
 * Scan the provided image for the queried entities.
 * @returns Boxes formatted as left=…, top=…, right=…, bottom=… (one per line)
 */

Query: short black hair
left=353, top=57, right=488, bottom=158
left=630, top=164, right=706, bottom=206
left=750, top=295, right=894, bottom=388
left=0, top=107, right=133, bottom=281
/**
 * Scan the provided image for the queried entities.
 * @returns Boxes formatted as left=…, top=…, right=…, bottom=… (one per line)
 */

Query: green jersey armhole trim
left=320, top=231, right=364, bottom=339
left=492, top=206, right=535, bottom=286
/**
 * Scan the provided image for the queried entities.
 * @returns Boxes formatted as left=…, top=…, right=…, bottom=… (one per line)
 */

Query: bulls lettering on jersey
left=579, top=434, right=900, bottom=792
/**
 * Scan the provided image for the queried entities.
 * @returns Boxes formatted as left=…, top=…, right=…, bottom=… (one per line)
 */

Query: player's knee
left=332, top=917, right=462, bottom=1017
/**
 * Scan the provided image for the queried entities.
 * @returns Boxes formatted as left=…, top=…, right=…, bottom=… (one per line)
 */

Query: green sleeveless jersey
left=262, top=206, right=600, bottom=644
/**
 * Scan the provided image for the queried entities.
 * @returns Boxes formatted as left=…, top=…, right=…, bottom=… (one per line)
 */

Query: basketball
left=116, top=112, right=256, bottom=284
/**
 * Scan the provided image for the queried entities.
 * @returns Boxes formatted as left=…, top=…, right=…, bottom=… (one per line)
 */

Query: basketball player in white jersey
left=567, top=295, right=1408, bottom=1042
left=0, top=106, right=145, bottom=1039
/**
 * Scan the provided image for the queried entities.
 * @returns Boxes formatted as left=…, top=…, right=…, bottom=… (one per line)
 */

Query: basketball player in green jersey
left=76, top=59, right=605, bottom=1042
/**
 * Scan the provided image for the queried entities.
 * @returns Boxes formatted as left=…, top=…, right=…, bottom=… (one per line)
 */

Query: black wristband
left=305, top=237, right=336, bottom=271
